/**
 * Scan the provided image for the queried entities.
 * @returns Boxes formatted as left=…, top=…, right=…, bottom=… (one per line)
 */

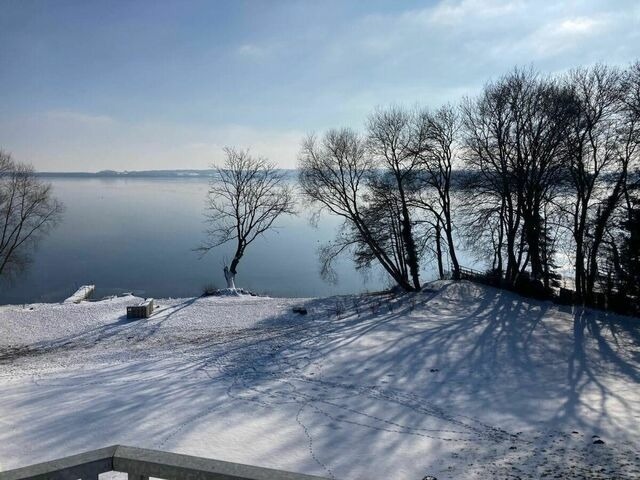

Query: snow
left=63, top=284, right=95, bottom=304
left=1, top=281, right=639, bottom=479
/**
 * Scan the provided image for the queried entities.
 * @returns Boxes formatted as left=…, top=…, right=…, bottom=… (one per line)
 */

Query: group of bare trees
left=298, top=106, right=461, bottom=292
left=0, top=151, right=63, bottom=282
left=205, top=62, right=638, bottom=308
left=461, top=68, right=576, bottom=291
left=205, top=108, right=461, bottom=293
left=565, top=64, right=640, bottom=301
left=296, top=62, right=639, bottom=305
left=461, top=64, right=639, bottom=303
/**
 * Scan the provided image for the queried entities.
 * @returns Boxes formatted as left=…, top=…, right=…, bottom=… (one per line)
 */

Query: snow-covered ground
left=1, top=281, right=639, bottom=479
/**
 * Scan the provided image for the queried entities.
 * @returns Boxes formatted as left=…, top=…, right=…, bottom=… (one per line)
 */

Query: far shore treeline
left=2, top=62, right=639, bottom=315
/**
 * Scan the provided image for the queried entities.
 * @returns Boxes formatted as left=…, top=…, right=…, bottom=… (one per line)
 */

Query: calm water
left=0, top=178, right=475, bottom=304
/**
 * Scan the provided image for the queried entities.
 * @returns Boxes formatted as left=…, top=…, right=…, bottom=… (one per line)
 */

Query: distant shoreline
left=36, top=169, right=298, bottom=179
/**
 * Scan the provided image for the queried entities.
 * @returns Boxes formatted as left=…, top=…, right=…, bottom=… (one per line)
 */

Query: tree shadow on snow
left=3, top=282, right=640, bottom=478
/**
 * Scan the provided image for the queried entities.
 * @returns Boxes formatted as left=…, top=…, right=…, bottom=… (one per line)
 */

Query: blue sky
left=1, top=0, right=639, bottom=170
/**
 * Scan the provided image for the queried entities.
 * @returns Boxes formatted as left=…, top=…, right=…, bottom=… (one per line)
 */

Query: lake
left=0, top=177, right=476, bottom=304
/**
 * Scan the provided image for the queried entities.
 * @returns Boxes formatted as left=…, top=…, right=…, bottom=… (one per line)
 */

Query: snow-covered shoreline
left=1, top=281, right=639, bottom=479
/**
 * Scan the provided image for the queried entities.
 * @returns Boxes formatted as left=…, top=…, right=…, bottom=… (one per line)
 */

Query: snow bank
left=1, top=281, right=639, bottom=479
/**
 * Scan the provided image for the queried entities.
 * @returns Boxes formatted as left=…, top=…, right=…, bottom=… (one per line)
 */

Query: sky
left=0, top=0, right=639, bottom=171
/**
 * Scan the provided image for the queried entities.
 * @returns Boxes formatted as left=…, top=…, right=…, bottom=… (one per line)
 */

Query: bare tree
left=562, top=65, right=624, bottom=299
left=0, top=151, right=64, bottom=280
left=559, top=63, right=640, bottom=300
left=300, top=107, right=460, bottom=290
left=299, top=128, right=422, bottom=291
left=417, top=105, right=461, bottom=279
left=462, top=68, right=575, bottom=291
left=198, top=147, right=295, bottom=290
left=588, top=62, right=640, bottom=308
left=461, top=75, right=525, bottom=285
left=366, top=106, right=429, bottom=290
left=510, top=71, right=575, bottom=289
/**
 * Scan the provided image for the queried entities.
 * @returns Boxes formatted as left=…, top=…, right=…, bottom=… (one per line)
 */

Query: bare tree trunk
left=496, top=200, right=505, bottom=273
left=223, top=265, right=236, bottom=289
left=524, top=213, right=544, bottom=282
left=435, top=220, right=444, bottom=279
left=442, top=197, right=459, bottom=280
left=575, top=237, right=585, bottom=299
left=399, top=189, right=421, bottom=290
left=505, top=202, right=520, bottom=287
left=224, top=247, right=242, bottom=289
left=586, top=170, right=627, bottom=298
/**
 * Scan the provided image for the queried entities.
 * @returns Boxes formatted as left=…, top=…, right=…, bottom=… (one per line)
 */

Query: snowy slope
left=1, top=281, right=639, bottom=479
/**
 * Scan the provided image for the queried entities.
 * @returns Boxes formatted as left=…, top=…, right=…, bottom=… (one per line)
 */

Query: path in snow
left=1, top=281, right=639, bottom=479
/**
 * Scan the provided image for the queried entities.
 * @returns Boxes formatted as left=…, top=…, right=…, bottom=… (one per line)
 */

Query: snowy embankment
left=1, top=281, right=639, bottom=479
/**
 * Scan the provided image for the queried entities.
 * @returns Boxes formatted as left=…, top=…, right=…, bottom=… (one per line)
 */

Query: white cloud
left=426, top=0, right=522, bottom=25
left=533, top=15, right=608, bottom=53
left=319, top=0, right=636, bottom=93
left=504, top=14, right=614, bottom=59
left=556, top=17, right=601, bottom=35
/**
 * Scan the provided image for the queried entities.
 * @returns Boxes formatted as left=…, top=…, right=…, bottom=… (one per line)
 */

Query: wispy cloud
left=523, top=15, right=610, bottom=57
left=313, top=0, right=637, bottom=95
left=426, top=0, right=523, bottom=25
left=235, top=43, right=273, bottom=59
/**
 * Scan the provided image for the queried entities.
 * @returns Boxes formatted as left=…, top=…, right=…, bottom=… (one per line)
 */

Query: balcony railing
left=0, top=445, right=329, bottom=480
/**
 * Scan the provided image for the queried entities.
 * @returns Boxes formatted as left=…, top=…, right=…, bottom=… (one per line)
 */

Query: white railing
left=0, top=445, right=329, bottom=480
